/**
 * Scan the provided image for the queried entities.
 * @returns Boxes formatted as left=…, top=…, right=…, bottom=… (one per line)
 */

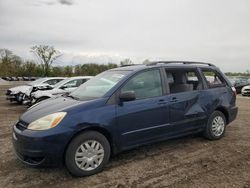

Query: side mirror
left=119, top=91, right=136, bottom=102
left=60, top=85, right=67, bottom=90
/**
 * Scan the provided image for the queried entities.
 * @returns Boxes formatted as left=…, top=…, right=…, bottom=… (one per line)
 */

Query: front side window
left=121, top=69, right=163, bottom=100
left=202, top=70, right=226, bottom=88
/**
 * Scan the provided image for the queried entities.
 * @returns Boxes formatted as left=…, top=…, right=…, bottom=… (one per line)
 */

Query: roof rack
left=146, top=61, right=215, bottom=67
left=120, top=64, right=142, bottom=67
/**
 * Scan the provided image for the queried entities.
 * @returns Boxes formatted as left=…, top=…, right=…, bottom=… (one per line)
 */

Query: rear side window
left=121, top=69, right=163, bottom=100
left=166, top=69, right=202, bottom=94
left=186, top=72, right=198, bottom=81
left=202, top=70, right=226, bottom=88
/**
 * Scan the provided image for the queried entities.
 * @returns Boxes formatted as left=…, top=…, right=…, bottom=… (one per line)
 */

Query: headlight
left=11, top=90, right=19, bottom=95
left=52, top=93, right=61, bottom=96
left=27, top=112, right=67, bottom=130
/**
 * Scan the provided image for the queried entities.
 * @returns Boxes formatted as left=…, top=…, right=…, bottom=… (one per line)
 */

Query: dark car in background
left=12, top=61, right=238, bottom=177
left=229, top=77, right=250, bottom=94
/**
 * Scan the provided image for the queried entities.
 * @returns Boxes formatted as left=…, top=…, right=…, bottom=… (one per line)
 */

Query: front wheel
left=65, top=131, right=110, bottom=177
left=204, top=111, right=226, bottom=140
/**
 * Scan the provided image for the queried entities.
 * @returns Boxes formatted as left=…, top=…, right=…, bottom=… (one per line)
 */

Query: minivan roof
left=111, top=61, right=217, bottom=72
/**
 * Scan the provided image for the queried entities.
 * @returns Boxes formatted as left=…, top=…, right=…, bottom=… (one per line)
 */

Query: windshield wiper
left=67, top=95, right=79, bottom=100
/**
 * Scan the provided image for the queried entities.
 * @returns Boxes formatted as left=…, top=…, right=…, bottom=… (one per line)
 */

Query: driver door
left=116, top=69, right=170, bottom=149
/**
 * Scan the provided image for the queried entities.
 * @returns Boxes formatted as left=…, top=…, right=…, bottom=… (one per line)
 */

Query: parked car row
left=11, top=61, right=238, bottom=177
left=227, top=77, right=250, bottom=94
left=6, top=76, right=93, bottom=105
left=1, top=76, right=38, bottom=81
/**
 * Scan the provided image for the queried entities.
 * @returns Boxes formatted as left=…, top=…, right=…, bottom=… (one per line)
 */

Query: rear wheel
left=65, top=131, right=110, bottom=177
left=204, top=111, right=226, bottom=140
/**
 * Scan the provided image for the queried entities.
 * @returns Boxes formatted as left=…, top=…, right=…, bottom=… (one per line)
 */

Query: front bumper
left=6, top=95, right=16, bottom=101
left=242, top=91, right=250, bottom=96
left=6, top=93, right=25, bottom=102
left=12, top=122, right=72, bottom=167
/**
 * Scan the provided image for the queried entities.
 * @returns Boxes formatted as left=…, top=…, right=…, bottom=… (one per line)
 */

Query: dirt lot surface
left=0, top=82, right=250, bottom=188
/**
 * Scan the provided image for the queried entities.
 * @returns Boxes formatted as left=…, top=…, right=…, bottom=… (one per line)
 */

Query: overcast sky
left=0, top=0, right=250, bottom=72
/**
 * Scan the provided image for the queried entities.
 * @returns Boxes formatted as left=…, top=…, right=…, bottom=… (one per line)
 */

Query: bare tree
left=142, top=59, right=150, bottom=65
left=120, top=58, right=133, bottom=66
left=0, top=49, right=15, bottom=62
left=31, top=45, right=61, bottom=76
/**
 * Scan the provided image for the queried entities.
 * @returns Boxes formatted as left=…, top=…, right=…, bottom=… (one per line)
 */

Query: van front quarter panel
left=68, top=98, right=119, bottom=153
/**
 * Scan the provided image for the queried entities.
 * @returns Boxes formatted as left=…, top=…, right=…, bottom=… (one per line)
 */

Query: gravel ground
left=0, top=82, right=250, bottom=188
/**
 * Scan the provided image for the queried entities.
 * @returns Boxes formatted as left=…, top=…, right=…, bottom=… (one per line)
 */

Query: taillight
left=231, top=87, right=237, bottom=96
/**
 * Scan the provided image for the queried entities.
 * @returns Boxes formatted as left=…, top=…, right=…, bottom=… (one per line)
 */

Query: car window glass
left=186, top=72, right=198, bottom=81
left=121, top=69, right=163, bottom=100
left=166, top=69, right=202, bottom=93
left=70, top=71, right=130, bottom=100
left=202, top=70, right=225, bottom=88
left=44, top=79, right=63, bottom=85
left=80, top=79, right=88, bottom=85
left=63, top=80, right=78, bottom=88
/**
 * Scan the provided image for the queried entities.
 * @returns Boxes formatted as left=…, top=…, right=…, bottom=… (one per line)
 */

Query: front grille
left=16, top=121, right=28, bottom=131
left=6, top=90, right=11, bottom=95
left=245, top=89, right=250, bottom=92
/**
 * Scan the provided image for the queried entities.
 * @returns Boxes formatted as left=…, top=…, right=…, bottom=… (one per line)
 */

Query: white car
left=241, top=85, right=250, bottom=96
left=31, top=76, right=93, bottom=104
left=6, top=77, right=65, bottom=103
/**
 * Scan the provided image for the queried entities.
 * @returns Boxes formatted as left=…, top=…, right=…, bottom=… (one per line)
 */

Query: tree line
left=1, top=46, right=249, bottom=77
left=0, top=47, right=117, bottom=77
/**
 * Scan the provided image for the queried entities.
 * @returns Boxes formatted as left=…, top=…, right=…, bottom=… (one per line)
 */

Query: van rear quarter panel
left=199, top=86, right=234, bottom=123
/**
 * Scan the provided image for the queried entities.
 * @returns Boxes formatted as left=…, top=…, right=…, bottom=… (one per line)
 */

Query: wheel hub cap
left=75, top=140, right=104, bottom=171
left=211, top=116, right=225, bottom=137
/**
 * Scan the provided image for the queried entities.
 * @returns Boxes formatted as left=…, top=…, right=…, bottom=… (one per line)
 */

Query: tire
left=65, top=131, right=111, bottom=177
left=204, top=111, right=226, bottom=140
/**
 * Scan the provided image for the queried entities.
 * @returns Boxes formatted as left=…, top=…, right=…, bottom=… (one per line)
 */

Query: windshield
left=53, top=78, right=72, bottom=89
left=69, top=71, right=129, bottom=100
left=28, top=78, right=48, bottom=86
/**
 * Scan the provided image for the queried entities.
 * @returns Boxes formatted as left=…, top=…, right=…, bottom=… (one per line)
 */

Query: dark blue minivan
left=12, top=61, right=238, bottom=176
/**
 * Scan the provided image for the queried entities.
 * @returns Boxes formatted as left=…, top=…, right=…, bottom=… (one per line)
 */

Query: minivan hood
left=20, top=97, right=81, bottom=123
left=20, top=97, right=107, bottom=124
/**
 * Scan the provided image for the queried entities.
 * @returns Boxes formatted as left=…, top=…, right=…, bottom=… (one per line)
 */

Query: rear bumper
left=228, top=106, right=238, bottom=123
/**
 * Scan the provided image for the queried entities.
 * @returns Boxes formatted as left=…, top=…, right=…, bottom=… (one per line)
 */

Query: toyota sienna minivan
left=12, top=61, right=238, bottom=177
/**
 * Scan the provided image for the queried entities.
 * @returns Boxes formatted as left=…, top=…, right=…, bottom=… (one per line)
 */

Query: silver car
left=6, top=77, right=65, bottom=103
left=30, top=76, right=93, bottom=105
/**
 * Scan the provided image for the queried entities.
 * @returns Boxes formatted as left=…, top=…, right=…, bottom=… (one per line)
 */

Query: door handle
left=170, top=97, right=178, bottom=103
left=158, top=99, right=167, bottom=105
